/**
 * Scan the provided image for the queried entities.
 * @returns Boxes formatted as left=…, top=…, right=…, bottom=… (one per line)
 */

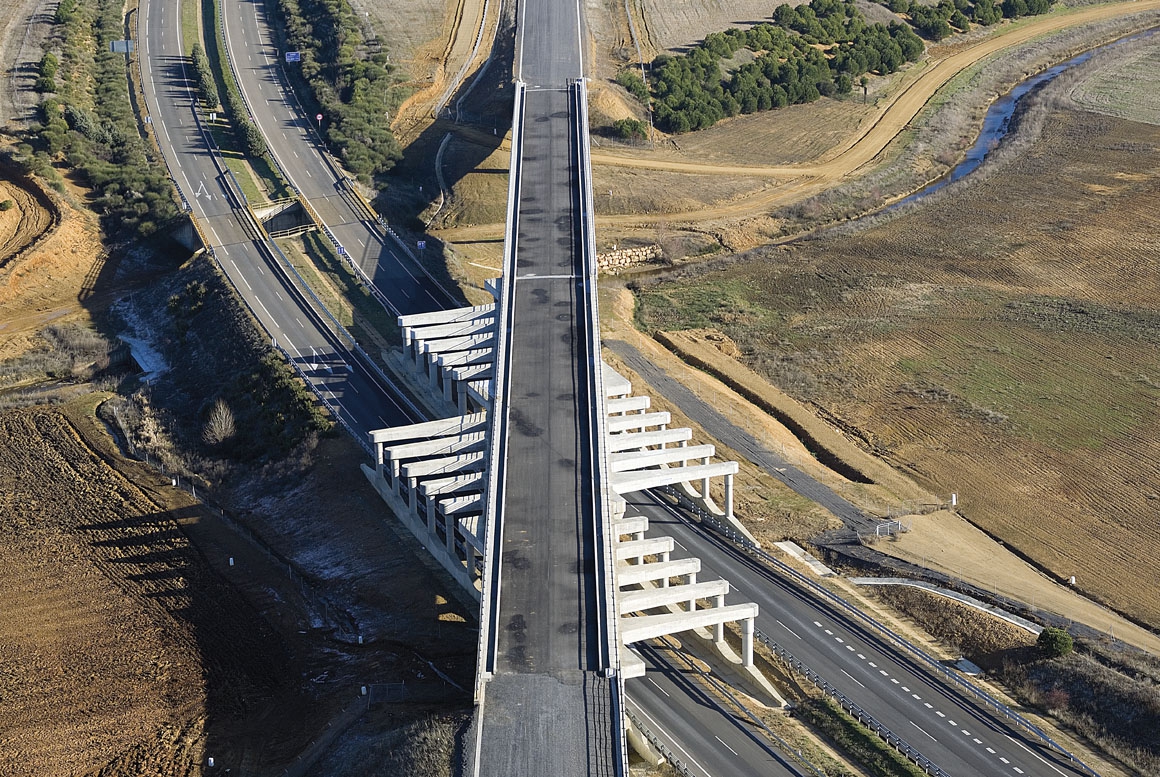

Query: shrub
left=39, top=52, right=58, bottom=79
left=0, top=200, right=14, bottom=211
left=202, top=398, right=237, bottom=446
left=1037, top=627, right=1074, bottom=658
left=34, top=76, right=57, bottom=93
left=271, top=0, right=403, bottom=183
left=612, top=117, right=648, bottom=141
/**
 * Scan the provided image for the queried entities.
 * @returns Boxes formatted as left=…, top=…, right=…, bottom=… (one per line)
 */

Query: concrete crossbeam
left=617, top=557, right=700, bottom=588
left=439, top=493, right=482, bottom=515
left=614, top=536, right=674, bottom=562
left=619, top=603, right=758, bottom=645
left=370, top=413, right=486, bottom=444
left=618, top=579, right=731, bottom=615
left=604, top=363, right=632, bottom=397
left=606, top=411, right=670, bottom=434
left=420, top=471, right=484, bottom=497
left=611, top=462, right=738, bottom=495
left=435, top=348, right=495, bottom=368
left=613, top=516, right=649, bottom=537
left=459, top=513, right=482, bottom=549
left=386, top=432, right=486, bottom=462
left=419, top=333, right=495, bottom=357
left=400, top=451, right=485, bottom=480
left=449, top=364, right=493, bottom=381
left=605, top=428, right=693, bottom=453
left=406, top=317, right=495, bottom=345
left=607, top=396, right=650, bottom=415
left=398, top=304, right=494, bottom=329
left=610, top=444, right=716, bottom=473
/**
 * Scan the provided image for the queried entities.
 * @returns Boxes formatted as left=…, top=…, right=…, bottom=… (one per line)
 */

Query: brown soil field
left=0, top=392, right=474, bottom=776
left=0, top=165, right=100, bottom=362
left=634, top=97, right=1160, bottom=635
left=0, top=400, right=232, bottom=775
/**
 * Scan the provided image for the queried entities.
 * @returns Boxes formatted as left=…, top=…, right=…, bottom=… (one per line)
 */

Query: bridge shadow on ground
left=374, top=14, right=518, bottom=296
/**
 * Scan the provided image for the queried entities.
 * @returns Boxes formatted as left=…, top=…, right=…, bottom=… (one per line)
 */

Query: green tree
left=615, top=69, right=649, bottom=103
left=1037, top=627, right=1074, bottom=658
left=612, top=118, right=648, bottom=141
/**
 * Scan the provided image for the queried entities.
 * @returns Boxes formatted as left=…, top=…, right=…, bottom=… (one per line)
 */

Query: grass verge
left=276, top=231, right=399, bottom=348
left=199, top=0, right=290, bottom=201
left=796, top=697, right=929, bottom=777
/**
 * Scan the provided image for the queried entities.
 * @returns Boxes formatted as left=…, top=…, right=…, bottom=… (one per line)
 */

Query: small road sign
left=417, top=240, right=426, bottom=250
left=336, top=245, right=347, bottom=256
left=316, top=113, right=323, bottom=124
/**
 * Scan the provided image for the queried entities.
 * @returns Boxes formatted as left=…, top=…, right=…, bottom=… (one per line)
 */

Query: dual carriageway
left=134, top=0, right=1102, bottom=774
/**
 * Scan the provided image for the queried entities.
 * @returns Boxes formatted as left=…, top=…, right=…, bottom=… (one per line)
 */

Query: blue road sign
left=417, top=240, right=426, bottom=250
left=285, top=51, right=301, bottom=63
left=337, top=245, right=347, bottom=256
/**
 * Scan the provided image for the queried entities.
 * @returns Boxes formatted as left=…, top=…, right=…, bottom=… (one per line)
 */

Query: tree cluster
left=189, top=43, right=220, bottom=109
left=883, top=0, right=1051, bottom=41
left=649, top=0, right=925, bottom=133
left=203, top=0, right=267, bottom=160
left=274, top=0, right=403, bottom=183
left=36, top=0, right=178, bottom=239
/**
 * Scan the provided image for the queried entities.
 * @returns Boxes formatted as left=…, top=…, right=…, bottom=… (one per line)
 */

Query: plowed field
left=635, top=102, right=1160, bottom=631
left=0, top=404, right=215, bottom=775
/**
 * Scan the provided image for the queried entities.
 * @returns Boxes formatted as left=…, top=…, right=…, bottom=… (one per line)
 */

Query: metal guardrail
left=755, top=629, right=949, bottom=777
left=659, top=487, right=1103, bottom=777
left=573, top=78, right=626, bottom=773
left=624, top=707, right=696, bottom=777
left=473, top=79, right=526, bottom=709
left=573, top=78, right=621, bottom=684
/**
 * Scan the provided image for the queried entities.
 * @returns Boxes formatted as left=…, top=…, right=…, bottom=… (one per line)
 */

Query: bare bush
left=202, top=399, right=236, bottom=446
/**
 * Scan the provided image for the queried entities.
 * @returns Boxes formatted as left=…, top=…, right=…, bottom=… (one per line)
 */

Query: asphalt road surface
left=629, top=644, right=806, bottom=777
left=627, top=490, right=1091, bottom=777
left=220, top=0, right=454, bottom=315
left=138, top=0, right=414, bottom=434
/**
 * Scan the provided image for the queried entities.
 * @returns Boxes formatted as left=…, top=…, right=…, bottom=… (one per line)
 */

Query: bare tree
left=202, top=399, right=236, bottom=446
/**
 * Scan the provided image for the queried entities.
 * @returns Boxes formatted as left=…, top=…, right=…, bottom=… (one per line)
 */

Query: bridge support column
left=701, top=456, right=711, bottom=500
left=742, top=616, right=754, bottom=667
left=714, top=592, right=726, bottom=642
left=725, top=473, right=734, bottom=521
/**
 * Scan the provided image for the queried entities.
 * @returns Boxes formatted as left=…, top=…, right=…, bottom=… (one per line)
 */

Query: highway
left=137, top=0, right=416, bottom=435
left=141, top=1, right=1101, bottom=775
left=629, top=644, right=805, bottom=777
left=219, top=0, right=455, bottom=315
left=628, top=490, right=1091, bottom=777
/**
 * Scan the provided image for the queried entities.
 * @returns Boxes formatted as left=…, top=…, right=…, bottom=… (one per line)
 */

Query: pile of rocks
left=596, top=244, right=662, bottom=274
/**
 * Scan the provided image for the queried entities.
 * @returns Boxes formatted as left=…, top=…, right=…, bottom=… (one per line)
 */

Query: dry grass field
left=1070, top=40, right=1160, bottom=125
left=635, top=91, right=1160, bottom=631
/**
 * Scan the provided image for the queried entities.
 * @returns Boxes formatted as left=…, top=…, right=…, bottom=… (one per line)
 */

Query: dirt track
left=434, top=0, right=1160, bottom=243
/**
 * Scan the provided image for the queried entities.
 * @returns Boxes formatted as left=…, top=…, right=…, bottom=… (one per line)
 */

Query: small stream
left=887, top=27, right=1158, bottom=212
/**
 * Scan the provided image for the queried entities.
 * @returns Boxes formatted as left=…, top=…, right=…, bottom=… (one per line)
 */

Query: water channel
left=888, top=26, right=1158, bottom=212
